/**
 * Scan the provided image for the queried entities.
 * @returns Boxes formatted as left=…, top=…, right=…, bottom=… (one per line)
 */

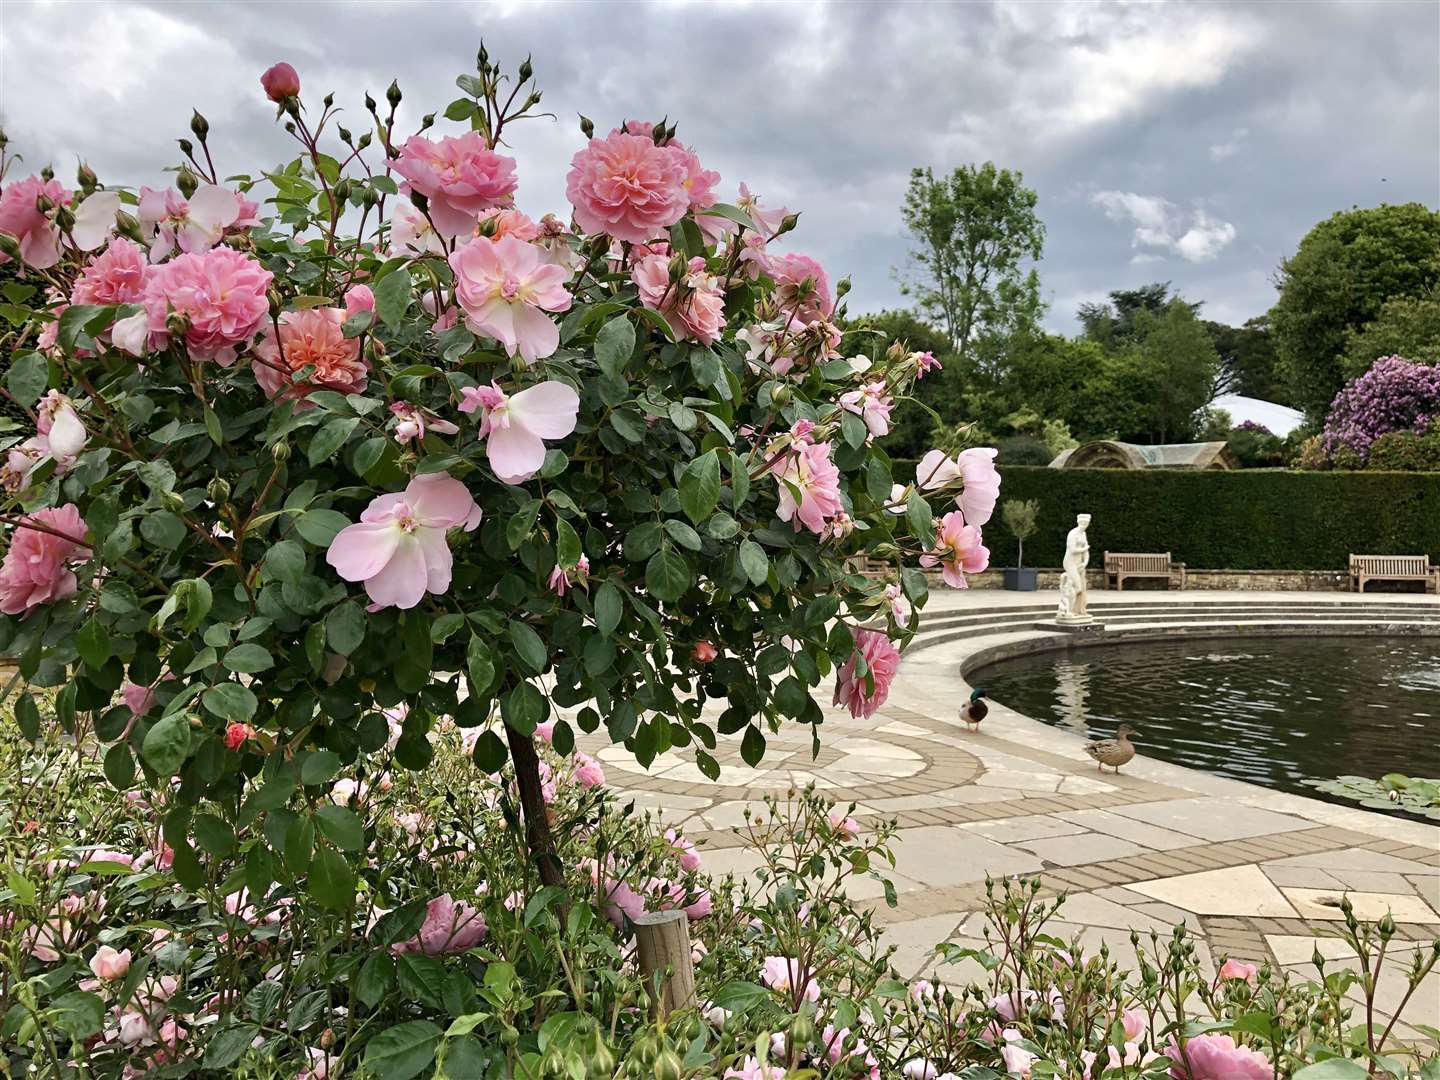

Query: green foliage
left=1365, top=423, right=1440, bottom=472
left=1226, top=426, right=1290, bottom=469
left=1341, top=287, right=1440, bottom=379
left=898, top=162, right=1044, bottom=359
left=1305, top=772, right=1440, bottom=820
left=1206, top=315, right=1286, bottom=403
left=999, top=498, right=1039, bottom=568
left=967, top=466, right=1440, bottom=569
left=840, top=309, right=957, bottom=459
left=1271, top=202, right=1440, bottom=419
left=994, top=435, right=1051, bottom=465
left=1077, top=281, right=1201, bottom=351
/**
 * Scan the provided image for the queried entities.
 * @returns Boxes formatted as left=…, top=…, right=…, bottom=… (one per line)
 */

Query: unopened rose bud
left=420, top=112, right=435, bottom=131
left=162, top=491, right=186, bottom=514
left=386, top=80, right=402, bottom=108
left=667, top=253, right=687, bottom=284
left=477, top=42, right=489, bottom=68
left=0, top=232, right=22, bottom=261
left=176, top=168, right=199, bottom=199
left=207, top=477, right=231, bottom=503
left=261, top=62, right=301, bottom=104
left=282, top=97, right=301, bottom=121
left=0, top=128, right=8, bottom=149
left=362, top=186, right=380, bottom=209
left=338, top=126, right=353, bottom=145
left=77, top=163, right=98, bottom=194
left=356, top=131, right=373, bottom=151
left=190, top=110, right=209, bottom=142
left=177, top=138, right=194, bottom=159
left=284, top=121, right=297, bottom=136
left=272, top=440, right=291, bottom=463
left=364, top=92, right=378, bottom=114
left=651, top=122, right=669, bottom=146
left=579, top=114, right=594, bottom=140
left=323, top=92, right=334, bottom=109
left=524, top=91, right=541, bottom=110
left=771, top=384, right=792, bottom=408
left=835, top=276, right=852, bottom=299
left=41, top=165, right=54, bottom=182
left=789, top=1010, right=815, bottom=1046
left=476, top=216, right=497, bottom=238
left=409, top=189, right=428, bottom=214
left=652, top=1050, right=682, bottom=1080
left=333, top=178, right=351, bottom=204
left=1378, top=913, right=1396, bottom=939
left=777, top=212, right=800, bottom=236
left=519, top=57, right=534, bottom=82
left=53, top=204, right=74, bottom=232
left=319, top=1028, right=335, bottom=1050
left=268, top=289, right=283, bottom=317
left=166, top=311, right=190, bottom=337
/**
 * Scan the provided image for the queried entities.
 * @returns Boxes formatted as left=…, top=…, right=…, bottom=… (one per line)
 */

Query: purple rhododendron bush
left=0, top=51, right=1436, bottom=1079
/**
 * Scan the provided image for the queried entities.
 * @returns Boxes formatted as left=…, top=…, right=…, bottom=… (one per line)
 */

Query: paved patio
left=576, top=589, right=1440, bottom=1037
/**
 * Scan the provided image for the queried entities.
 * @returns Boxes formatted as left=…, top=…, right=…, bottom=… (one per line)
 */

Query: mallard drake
left=1085, top=723, right=1138, bottom=773
left=960, top=688, right=988, bottom=732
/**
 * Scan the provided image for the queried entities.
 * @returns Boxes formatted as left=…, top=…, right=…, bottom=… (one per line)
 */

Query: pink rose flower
left=534, top=720, right=557, bottom=744
left=598, top=876, right=645, bottom=928
left=1164, top=1034, right=1272, bottom=1080
left=260, top=62, right=300, bottom=102
left=458, top=380, right=580, bottom=484
left=477, top=206, right=541, bottom=241
left=913, top=350, right=942, bottom=377
left=829, top=811, right=861, bottom=840
left=1218, top=958, right=1259, bottom=984
left=631, top=253, right=727, bottom=344
left=839, top=381, right=894, bottom=439
left=392, top=132, right=518, bottom=238
left=692, top=640, right=718, bottom=664
left=391, top=894, right=487, bottom=955
left=916, top=449, right=962, bottom=490
left=449, top=234, right=573, bottom=364
left=921, top=510, right=989, bottom=589
left=143, top=247, right=272, bottom=364
left=771, top=437, right=844, bottom=535
left=137, top=185, right=258, bottom=261
left=956, top=447, right=1001, bottom=527
left=224, top=722, right=254, bottom=750
left=89, top=945, right=131, bottom=981
left=573, top=751, right=605, bottom=789
left=325, top=472, right=482, bottom=610
left=253, top=306, right=368, bottom=407
left=0, top=504, right=90, bottom=615
left=0, top=175, right=71, bottom=269
left=684, top=889, right=713, bottom=920
left=122, top=681, right=157, bottom=718
left=71, top=237, right=149, bottom=306
left=35, top=390, right=88, bottom=465
left=736, top=182, right=790, bottom=237
left=343, top=284, right=375, bottom=317
left=389, top=402, right=458, bottom=445
left=724, top=1056, right=785, bottom=1080
left=565, top=130, right=689, bottom=243
left=999, top=1030, right=1038, bottom=1078
left=769, top=252, right=833, bottom=325
left=1122, top=1007, right=1147, bottom=1041
left=761, top=955, right=820, bottom=1002
left=666, top=829, right=703, bottom=871
left=833, top=628, right=900, bottom=719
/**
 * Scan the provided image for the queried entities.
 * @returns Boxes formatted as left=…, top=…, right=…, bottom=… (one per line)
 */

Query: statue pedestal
left=1050, top=619, right=1104, bottom=635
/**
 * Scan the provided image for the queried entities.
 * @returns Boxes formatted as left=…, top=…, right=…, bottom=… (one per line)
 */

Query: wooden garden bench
left=1349, top=554, right=1438, bottom=593
left=1104, top=552, right=1186, bottom=591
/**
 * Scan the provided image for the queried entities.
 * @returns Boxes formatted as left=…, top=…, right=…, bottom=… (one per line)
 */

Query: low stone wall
left=964, top=568, right=1361, bottom=592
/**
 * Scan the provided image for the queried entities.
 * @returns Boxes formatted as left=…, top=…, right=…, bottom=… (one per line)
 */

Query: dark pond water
left=973, top=637, right=1440, bottom=811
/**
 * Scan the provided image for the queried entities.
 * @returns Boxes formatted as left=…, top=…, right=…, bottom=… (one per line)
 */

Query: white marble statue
left=1056, top=513, right=1093, bottom=624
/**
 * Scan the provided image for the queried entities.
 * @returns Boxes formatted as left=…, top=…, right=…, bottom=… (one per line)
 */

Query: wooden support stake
left=633, top=909, right=696, bottom=1016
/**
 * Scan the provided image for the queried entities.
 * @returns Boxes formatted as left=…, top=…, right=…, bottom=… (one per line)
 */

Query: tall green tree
left=1205, top=315, right=1284, bottom=403
left=1270, top=202, right=1440, bottom=420
left=1341, top=287, right=1440, bottom=377
left=1134, top=301, right=1220, bottom=442
left=1078, top=282, right=1201, bottom=350
left=898, top=162, right=1045, bottom=364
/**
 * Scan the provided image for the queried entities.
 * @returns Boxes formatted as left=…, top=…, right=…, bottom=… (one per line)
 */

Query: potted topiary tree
left=1001, top=498, right=1039, bottom=590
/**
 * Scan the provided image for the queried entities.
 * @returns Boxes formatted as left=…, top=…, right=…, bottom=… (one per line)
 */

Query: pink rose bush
left=392, top=131, right=518, bottom=237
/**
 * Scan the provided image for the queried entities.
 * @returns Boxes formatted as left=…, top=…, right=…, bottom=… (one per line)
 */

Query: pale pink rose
left=598, top=876, right=645, bottom=928
left=833, top=628, right=900, bottom=720
left=89, top=945, right=131, bottom=981
left=547, top=564, right=569, bottom=596
left=769, top=252, right=833, bottom=326
left=735, top=232, right=771, bottom=279
left=921, top=510, right=989, bottom=589
left=143, top=247, right=272, bottom=363
left=1122, top=1007, right=1146, bottom=1041
left=137, top=185, right=257, bottom=261
left=392, top=132, right=518, bottom=237
left=885, top=582, right=910, bottom=623
left=253, top=306, right=368, bottom=406
left=956, top=447, right=1001, bottom=527
left=389, top=200, right=444, bottom=257
left=913, top=350, right=942, bottom=377
left=573, top=751, right=605, bottom=789
left=70, top=190, right=122, bottom=252
left=821, top=1024, right=879, bottom=1080
left=771, top=438, right=844, bottom=535
left=389, top=402, right=458, bottom=444
left=476, top=206, right=541, bottom=241
left=260, top=62, right=300, bottom=102
left=391, top=894, right=487, bottom=955
left=665, top=829, right=703, bottom=871
left=325, top=472, right=482, bottom=610
left=35, top=390, right=88, bottom=464
left=916, top=449, right=962, bottom=490
left=724, top=1056, right=785, bottom=1080
left=829, top=811, right=861, bottom=840
left=534, top=720, right=557, bottom=744
left=343, top=284, right=375, bottom=317
left=1218, top=958, right=1259, bottom=984
left=839, top=381, right=893, bottom=439
left=667, top=143, right=720, bottom=213
left=692, top=640, right=718, bottom=664
left=735, top=182, right=789, bottom=237
left=122, top=681, right=157, bottom=718
left=0, top=175, right=71, bottom=269
left=295, top=1046, right=335, bottom=1080
left=458, top=380, right=580, bottom=484
left=903, top=1059, right=938, bottom=1079
left=760, top=955, right=820, bottom=1002
left=449, top=234, right=573, bottom=364
left=1164, top=1034, right=1271, bottom=1080
left=0, top=504, right=90, bottom=615
left=565, top=130, right=689, bottom=244
left=999, top=1030, right=1038, bottom=1078
left=116, top=1009, right=155, bottom=1046
left=631, top=253, right=726, bottom=344
left=71, top=237, right=149, bottom=306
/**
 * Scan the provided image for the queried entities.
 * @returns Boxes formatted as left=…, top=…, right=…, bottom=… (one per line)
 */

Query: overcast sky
left=3, top=0, right=1437, bottom=333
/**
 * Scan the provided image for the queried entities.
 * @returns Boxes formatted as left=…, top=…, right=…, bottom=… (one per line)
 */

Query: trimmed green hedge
left=957, top=466, right=1440, bottom=570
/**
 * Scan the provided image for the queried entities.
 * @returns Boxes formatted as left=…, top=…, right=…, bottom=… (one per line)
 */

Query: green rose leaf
left=645, top=547, right=691, bottom=602
left=203, top=682, right=258, bottom=722
left=222, top=644, right=274, bottom=674
left=362, top=1020, right=442, bottom=1080
left=315, top=805, right=364, bottom=851
left=141, top=712, right=191, bottom=776
left=373, top=267, right=414, bottom=332
left=308, top=845, right=357, bottom=911
left=679, top=449, right=721, bottom=524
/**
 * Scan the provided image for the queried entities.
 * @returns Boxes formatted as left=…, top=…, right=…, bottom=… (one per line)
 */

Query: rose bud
left=260, top=62, right=301, bottom=104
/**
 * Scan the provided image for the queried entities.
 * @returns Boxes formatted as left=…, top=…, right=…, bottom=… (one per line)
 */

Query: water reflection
left=974, top=637, right=1440, bottom=809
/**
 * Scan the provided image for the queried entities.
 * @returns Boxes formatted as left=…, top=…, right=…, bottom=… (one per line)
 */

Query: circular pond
left=972, top=636, right=1440, bottom=809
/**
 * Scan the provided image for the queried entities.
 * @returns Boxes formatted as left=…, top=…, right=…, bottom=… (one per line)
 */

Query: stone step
left=917, top=603, right=1440, bottom=632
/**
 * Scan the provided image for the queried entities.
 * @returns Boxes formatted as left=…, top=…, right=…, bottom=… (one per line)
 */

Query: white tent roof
left=1211, top=393, right=1305, bottom=437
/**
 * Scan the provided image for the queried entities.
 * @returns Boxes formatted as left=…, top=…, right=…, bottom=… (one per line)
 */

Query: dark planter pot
left=1004, top=567, right=1039, bottom=591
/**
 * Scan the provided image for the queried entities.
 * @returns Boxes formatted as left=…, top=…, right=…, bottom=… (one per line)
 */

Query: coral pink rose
left=631, top=253, right=726, bottom=344
left=956, top=447, right=1001, bottom=527
left=0, top=504, right=90, bottom=615
left=144, top=247, right=272, bottom=363
left=1164, top=1034, right=1271, bottom=1080
left=392, top=132, right=518, bottom=238
left=392, top=894, right=487, bottom=955
left=224, top=722, right=255, bottom=750
left=458, top=380, right=580, bottom=484
left=260, top=62, right=300, bottom=102
left=449, top=234, right=572, bottom=364
left=833, top=628, right=900, bottom=720
left=0, top=175, right=71, bottom=269
left=770, top=437, right=844, bottom=535
left=921, top=510, right=989, bottom=588
left=253, top=306, right=368, bottom=407
left=476, top=206, right=541, bottom=241
left=692, top=640, right=718, bottom=664
left=769, top=252, right=833, bottom=325
left=565, top=130, right=689, bottom=244
left=325, top=472, right=482, bottom=610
